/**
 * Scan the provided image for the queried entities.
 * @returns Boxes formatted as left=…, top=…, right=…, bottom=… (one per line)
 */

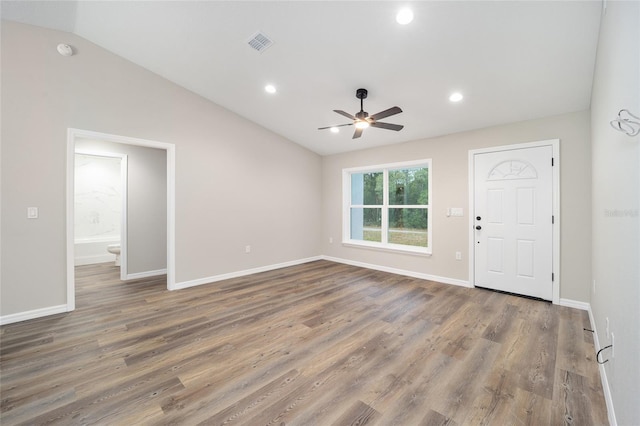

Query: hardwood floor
left=0, top=260, right=608, bottom=425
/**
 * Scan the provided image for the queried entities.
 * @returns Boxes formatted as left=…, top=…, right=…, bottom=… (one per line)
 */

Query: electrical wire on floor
left=596, top=345, right=613, bottom=364
left=584, top=328, right=613, bottom=364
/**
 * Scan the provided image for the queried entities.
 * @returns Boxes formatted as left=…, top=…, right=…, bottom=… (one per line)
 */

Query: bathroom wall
left=76, top=138, right=167, bottom=276
left=74, top=153, right=122, bottom=265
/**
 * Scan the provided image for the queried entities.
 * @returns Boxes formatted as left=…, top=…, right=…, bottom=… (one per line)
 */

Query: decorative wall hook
left=610, top=109, right=640, bottom=137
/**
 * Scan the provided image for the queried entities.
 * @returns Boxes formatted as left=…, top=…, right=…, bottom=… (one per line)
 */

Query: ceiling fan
left=318, top=88, right=404, bottom=139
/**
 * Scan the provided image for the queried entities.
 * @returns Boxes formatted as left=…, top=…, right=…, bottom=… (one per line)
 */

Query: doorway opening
left=74, top=150, right=128, bottom=279
left=66, top=128, right=176, bottom=312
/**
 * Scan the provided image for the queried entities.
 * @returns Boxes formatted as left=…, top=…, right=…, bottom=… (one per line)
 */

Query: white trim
left=468, top=139, right=560, bottom=304
left=341, top=242, right=433, bottom=257
left=120, top=155, right=128, bottom=280
left=173, top=256, right=323, bottom=290
left=342, top=159, right=432, bottom=255
left=321, top=255, right=471, bottom=288
left=343, top=158, right=433, bottom=173
left=125, top=269, right=168, bottom=280
left=166, top=145, right=176, bottom=290
left=558, top=298, right=590, bottom=311
left=0, top=304, right=67, bottom=326
left=66, top=133, right=75, bottom=311
left=586, top=304, right=618, bottom=426
left=67, top=128, right=176, bottom=308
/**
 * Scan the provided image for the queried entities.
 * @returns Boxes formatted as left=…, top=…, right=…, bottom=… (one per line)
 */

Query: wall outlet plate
left=27, top=207, right=39, bottom=219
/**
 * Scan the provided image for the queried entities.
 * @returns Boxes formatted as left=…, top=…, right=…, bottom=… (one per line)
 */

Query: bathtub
left=75, top=236, right=120, bottom=266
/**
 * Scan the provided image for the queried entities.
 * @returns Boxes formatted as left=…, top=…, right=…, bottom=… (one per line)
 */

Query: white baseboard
left=0, top=304, right=68, bottom=326
left=558, top=298, right=590, bottom=311
left=171, top=256, right=323, bottom=290
left=321, top=255, right=471, bottom=288
left=585, top=304, right=618, bottom=426
left=75, top=254, right=115, bottom=266
left=559, top=298, right=616, bottom=424
left=125, top=269, right=167, bottom=280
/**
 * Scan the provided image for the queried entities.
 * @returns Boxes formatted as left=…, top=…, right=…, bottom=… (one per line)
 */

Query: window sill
left=342, top=240, right=432, bottom=257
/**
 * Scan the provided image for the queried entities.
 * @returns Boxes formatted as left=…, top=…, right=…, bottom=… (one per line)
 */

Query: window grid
left=343, top=160, right=432, bottom=255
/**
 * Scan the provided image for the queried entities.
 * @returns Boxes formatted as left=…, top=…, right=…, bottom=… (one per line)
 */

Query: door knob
left=475, top=225, right=482, bottom=230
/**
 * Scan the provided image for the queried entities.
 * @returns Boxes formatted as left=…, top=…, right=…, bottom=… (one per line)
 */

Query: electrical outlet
left=27, top=207, right=38, bottom=219
left=606, top=317, right=610, bottom=340
left=593, top=279, right=596, bottom=294
left=455, top=251, right=462, bottom=261
left=611, top=333, right=615, bottom=358
left=245, top=245, right=251, bottom=253
left=329, top=237, right=333, bottom=244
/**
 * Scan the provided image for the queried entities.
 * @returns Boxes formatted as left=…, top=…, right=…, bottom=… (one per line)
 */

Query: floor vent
left=247, top=31, right=274, bottom=53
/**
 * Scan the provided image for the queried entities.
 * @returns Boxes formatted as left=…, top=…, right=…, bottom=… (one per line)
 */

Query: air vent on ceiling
left=247, top=31, right=274, bottom=53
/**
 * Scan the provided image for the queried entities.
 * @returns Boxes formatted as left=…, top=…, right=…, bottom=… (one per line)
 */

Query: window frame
left=342, top=159, right=432, bottom=255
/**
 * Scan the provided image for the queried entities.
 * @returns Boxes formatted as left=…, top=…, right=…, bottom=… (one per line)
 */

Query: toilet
left=107, top=244, right=121, bottom=266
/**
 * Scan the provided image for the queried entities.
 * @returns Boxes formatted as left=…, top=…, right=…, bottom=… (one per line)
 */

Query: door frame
left=66, top=128, right=176, bottom=312
left=468, top=139, right=560, bottom=304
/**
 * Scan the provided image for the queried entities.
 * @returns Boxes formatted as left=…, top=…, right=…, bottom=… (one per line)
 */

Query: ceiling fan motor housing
left=317, top=87, right=403, bottom=139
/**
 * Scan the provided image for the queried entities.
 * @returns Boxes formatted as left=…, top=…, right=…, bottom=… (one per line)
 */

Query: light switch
left=451, top=208, right=464, bottom=217
left=27, top=207, right=39, bottom=219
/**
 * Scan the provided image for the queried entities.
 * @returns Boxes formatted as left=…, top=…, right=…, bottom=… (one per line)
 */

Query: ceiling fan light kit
left=318, top=88, right=404, bottom=139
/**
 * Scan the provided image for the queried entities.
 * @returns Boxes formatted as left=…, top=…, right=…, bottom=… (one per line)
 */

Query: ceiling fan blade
left=352, top=127, right=364, bottom=139
left=370, top=106, right=402, bottom=121
left=318, top=123, right=354, bottom=130
left=370, top=122, right=404, bottom=131
left=334, top=110, right=356, bottom=120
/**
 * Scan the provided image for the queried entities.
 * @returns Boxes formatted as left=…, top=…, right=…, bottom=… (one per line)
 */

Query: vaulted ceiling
left=2, top=1, right=602, bottom=155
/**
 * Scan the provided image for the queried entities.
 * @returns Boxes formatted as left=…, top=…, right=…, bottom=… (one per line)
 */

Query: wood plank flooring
left=0, top=260, right=608, bottom=425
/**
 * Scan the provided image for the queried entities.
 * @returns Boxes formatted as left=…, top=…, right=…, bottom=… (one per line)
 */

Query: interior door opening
left=66, top=128, right=176, bottom=312
left=74, top=150, right=128, bottom=280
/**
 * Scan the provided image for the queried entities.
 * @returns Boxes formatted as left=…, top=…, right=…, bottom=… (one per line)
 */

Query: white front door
left=473, top=145, right=554, bottom=300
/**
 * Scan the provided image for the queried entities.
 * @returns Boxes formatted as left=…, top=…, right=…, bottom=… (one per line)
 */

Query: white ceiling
left=2, top=1, right=602, bottom=155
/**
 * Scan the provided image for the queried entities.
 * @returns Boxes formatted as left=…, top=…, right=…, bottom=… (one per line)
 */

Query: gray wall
left=76, top=139, right=167, bottom=274
left=1, top=21, right=322, bottom=316
left=590, top=1, right=640, bottom=424
left=322, top=110, right=592, bottom=302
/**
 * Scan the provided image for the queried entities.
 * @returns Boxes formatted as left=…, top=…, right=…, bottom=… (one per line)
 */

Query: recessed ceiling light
left=396, top=8, right=414, bottom=25
left=265, top=84, right=276, bottom=94
left=449, top=92, right=464, bottom=102
left=330, top=127, right=340, bottom=134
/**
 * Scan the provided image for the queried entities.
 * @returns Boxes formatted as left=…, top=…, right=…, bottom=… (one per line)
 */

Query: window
left=343, top=159, right=432, bottom=254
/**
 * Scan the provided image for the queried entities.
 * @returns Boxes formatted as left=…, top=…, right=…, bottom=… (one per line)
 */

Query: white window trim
left=342, top=159, right=432, bottom=255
